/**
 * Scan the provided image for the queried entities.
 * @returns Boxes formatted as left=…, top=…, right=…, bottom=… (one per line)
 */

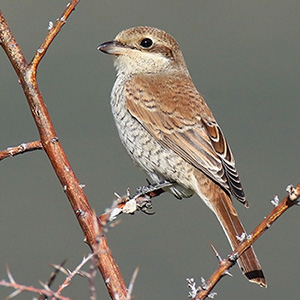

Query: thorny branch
left=0, top=266, right=71, bottom=300
left=193, top=183, right=300, bottom=300
left=0, top=1, right=127, bottom=299
left=55, top=249, right=101, bottom=297
left=38, top=260, right=67, bottom=300
left=1, top=253, right=98, bottom=300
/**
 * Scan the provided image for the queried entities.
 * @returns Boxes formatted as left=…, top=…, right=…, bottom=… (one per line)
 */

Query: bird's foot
left=101, top=179, right=173, bottom=222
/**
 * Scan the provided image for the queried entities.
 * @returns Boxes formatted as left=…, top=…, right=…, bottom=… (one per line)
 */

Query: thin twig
left=30, top=1, right=77, bottom=71
left=0, top=266, right=71, bottom=300
left=0, top=280, right=71, bottom=300
left=38, top=260, right=67, bottom=300
left=195, top=183, right=300, bottom=300
left=126, top=267, right=139, bottom=300
left=0, top=141, right=42, bottom=161
left=56, top=251, right=100, bottom=296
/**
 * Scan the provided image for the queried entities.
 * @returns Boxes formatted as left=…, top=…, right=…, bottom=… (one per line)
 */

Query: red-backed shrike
left=98, top=26, right=266, bottom=287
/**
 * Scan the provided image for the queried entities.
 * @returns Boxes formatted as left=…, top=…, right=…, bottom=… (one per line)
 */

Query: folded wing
left=125, top=74, right=247, bottom=205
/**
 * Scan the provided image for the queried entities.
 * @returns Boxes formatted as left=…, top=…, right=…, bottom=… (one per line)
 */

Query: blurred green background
left=0, top=0, right=299, bottom=299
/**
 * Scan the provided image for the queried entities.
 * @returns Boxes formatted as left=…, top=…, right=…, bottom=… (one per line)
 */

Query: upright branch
left=0, top=2, right=127, bottom=299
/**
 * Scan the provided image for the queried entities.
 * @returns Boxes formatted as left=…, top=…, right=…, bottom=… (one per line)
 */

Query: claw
left=141, top=207, right=155, bottom=215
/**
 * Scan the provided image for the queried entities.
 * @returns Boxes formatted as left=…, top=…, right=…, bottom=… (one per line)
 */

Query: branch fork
left=0, top=2, right=127, bottom=299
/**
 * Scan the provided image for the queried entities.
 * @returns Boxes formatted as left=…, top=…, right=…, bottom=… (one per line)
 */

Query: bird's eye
left=140, top=38, right=153, bottom=48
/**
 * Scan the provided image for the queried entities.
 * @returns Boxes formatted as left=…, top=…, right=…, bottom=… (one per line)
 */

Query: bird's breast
left=110, top=75, right=195, bottom=197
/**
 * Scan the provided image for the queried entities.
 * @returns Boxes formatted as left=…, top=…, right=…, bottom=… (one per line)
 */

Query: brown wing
left=125, top=74, right=247, bottom=205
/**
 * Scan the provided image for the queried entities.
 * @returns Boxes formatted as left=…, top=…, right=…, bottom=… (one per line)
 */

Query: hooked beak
left=97, top=40, right=127, bottom=55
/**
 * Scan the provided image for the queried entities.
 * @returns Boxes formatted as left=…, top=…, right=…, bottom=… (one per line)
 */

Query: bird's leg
left=101, top=179, right=174, bottom=221
left=135, top=179, right=173, bottom=198
left=133, top=179, right=174, bottom=214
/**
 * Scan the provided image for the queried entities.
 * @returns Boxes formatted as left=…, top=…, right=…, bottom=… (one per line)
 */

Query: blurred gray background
left=0, top=0, right=299, bottom=299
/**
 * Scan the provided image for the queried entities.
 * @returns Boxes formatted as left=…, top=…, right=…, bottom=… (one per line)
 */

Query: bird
left=98, top=26, right=266, bottom=287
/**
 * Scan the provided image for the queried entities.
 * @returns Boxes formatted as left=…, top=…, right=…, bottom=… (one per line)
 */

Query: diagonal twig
left=195, top=183, right=300, bottom=300
left=38, top=260, right=67, bottom=300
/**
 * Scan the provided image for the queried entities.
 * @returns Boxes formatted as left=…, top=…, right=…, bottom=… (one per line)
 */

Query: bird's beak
left=97, top=40, right=126, bottom=55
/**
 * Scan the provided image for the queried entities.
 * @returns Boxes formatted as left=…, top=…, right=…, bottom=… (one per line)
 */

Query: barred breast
left=110, top=74, right=194, bottom=199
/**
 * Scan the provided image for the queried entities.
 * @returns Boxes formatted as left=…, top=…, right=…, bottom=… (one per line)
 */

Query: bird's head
left=98, top=26, right=189, bottom=76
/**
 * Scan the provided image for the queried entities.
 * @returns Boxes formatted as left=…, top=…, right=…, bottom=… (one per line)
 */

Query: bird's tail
left=206, top=190, right=266, bottom=287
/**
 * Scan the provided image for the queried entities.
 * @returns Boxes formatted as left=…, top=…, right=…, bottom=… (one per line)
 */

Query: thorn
left=7, top=289, right=22, bottom=299
left=209, top=242, right=223, bottom=263
left=39, top=280, right=51, bottom=291
left=76, top=270, right=88, bottom=278
left=6, top=266, right=16, bottom=284
left=127, top=267, right=139, bottom=300
left=114, top=192, right=121, bottom=198
left=209, top=243, right=233, bottom=277
left=79, top=270, right=90, bottom=278
left=224, top=270, right=233, bottom=277
left=49, top=261, right=69, bottom=276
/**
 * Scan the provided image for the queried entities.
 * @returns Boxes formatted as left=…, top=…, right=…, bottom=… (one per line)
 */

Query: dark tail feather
left=209, top=191, right=266, bottom=287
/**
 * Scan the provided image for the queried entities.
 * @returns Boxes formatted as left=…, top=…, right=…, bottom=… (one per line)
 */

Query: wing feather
left=125, top=74, right=247, bottom=205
